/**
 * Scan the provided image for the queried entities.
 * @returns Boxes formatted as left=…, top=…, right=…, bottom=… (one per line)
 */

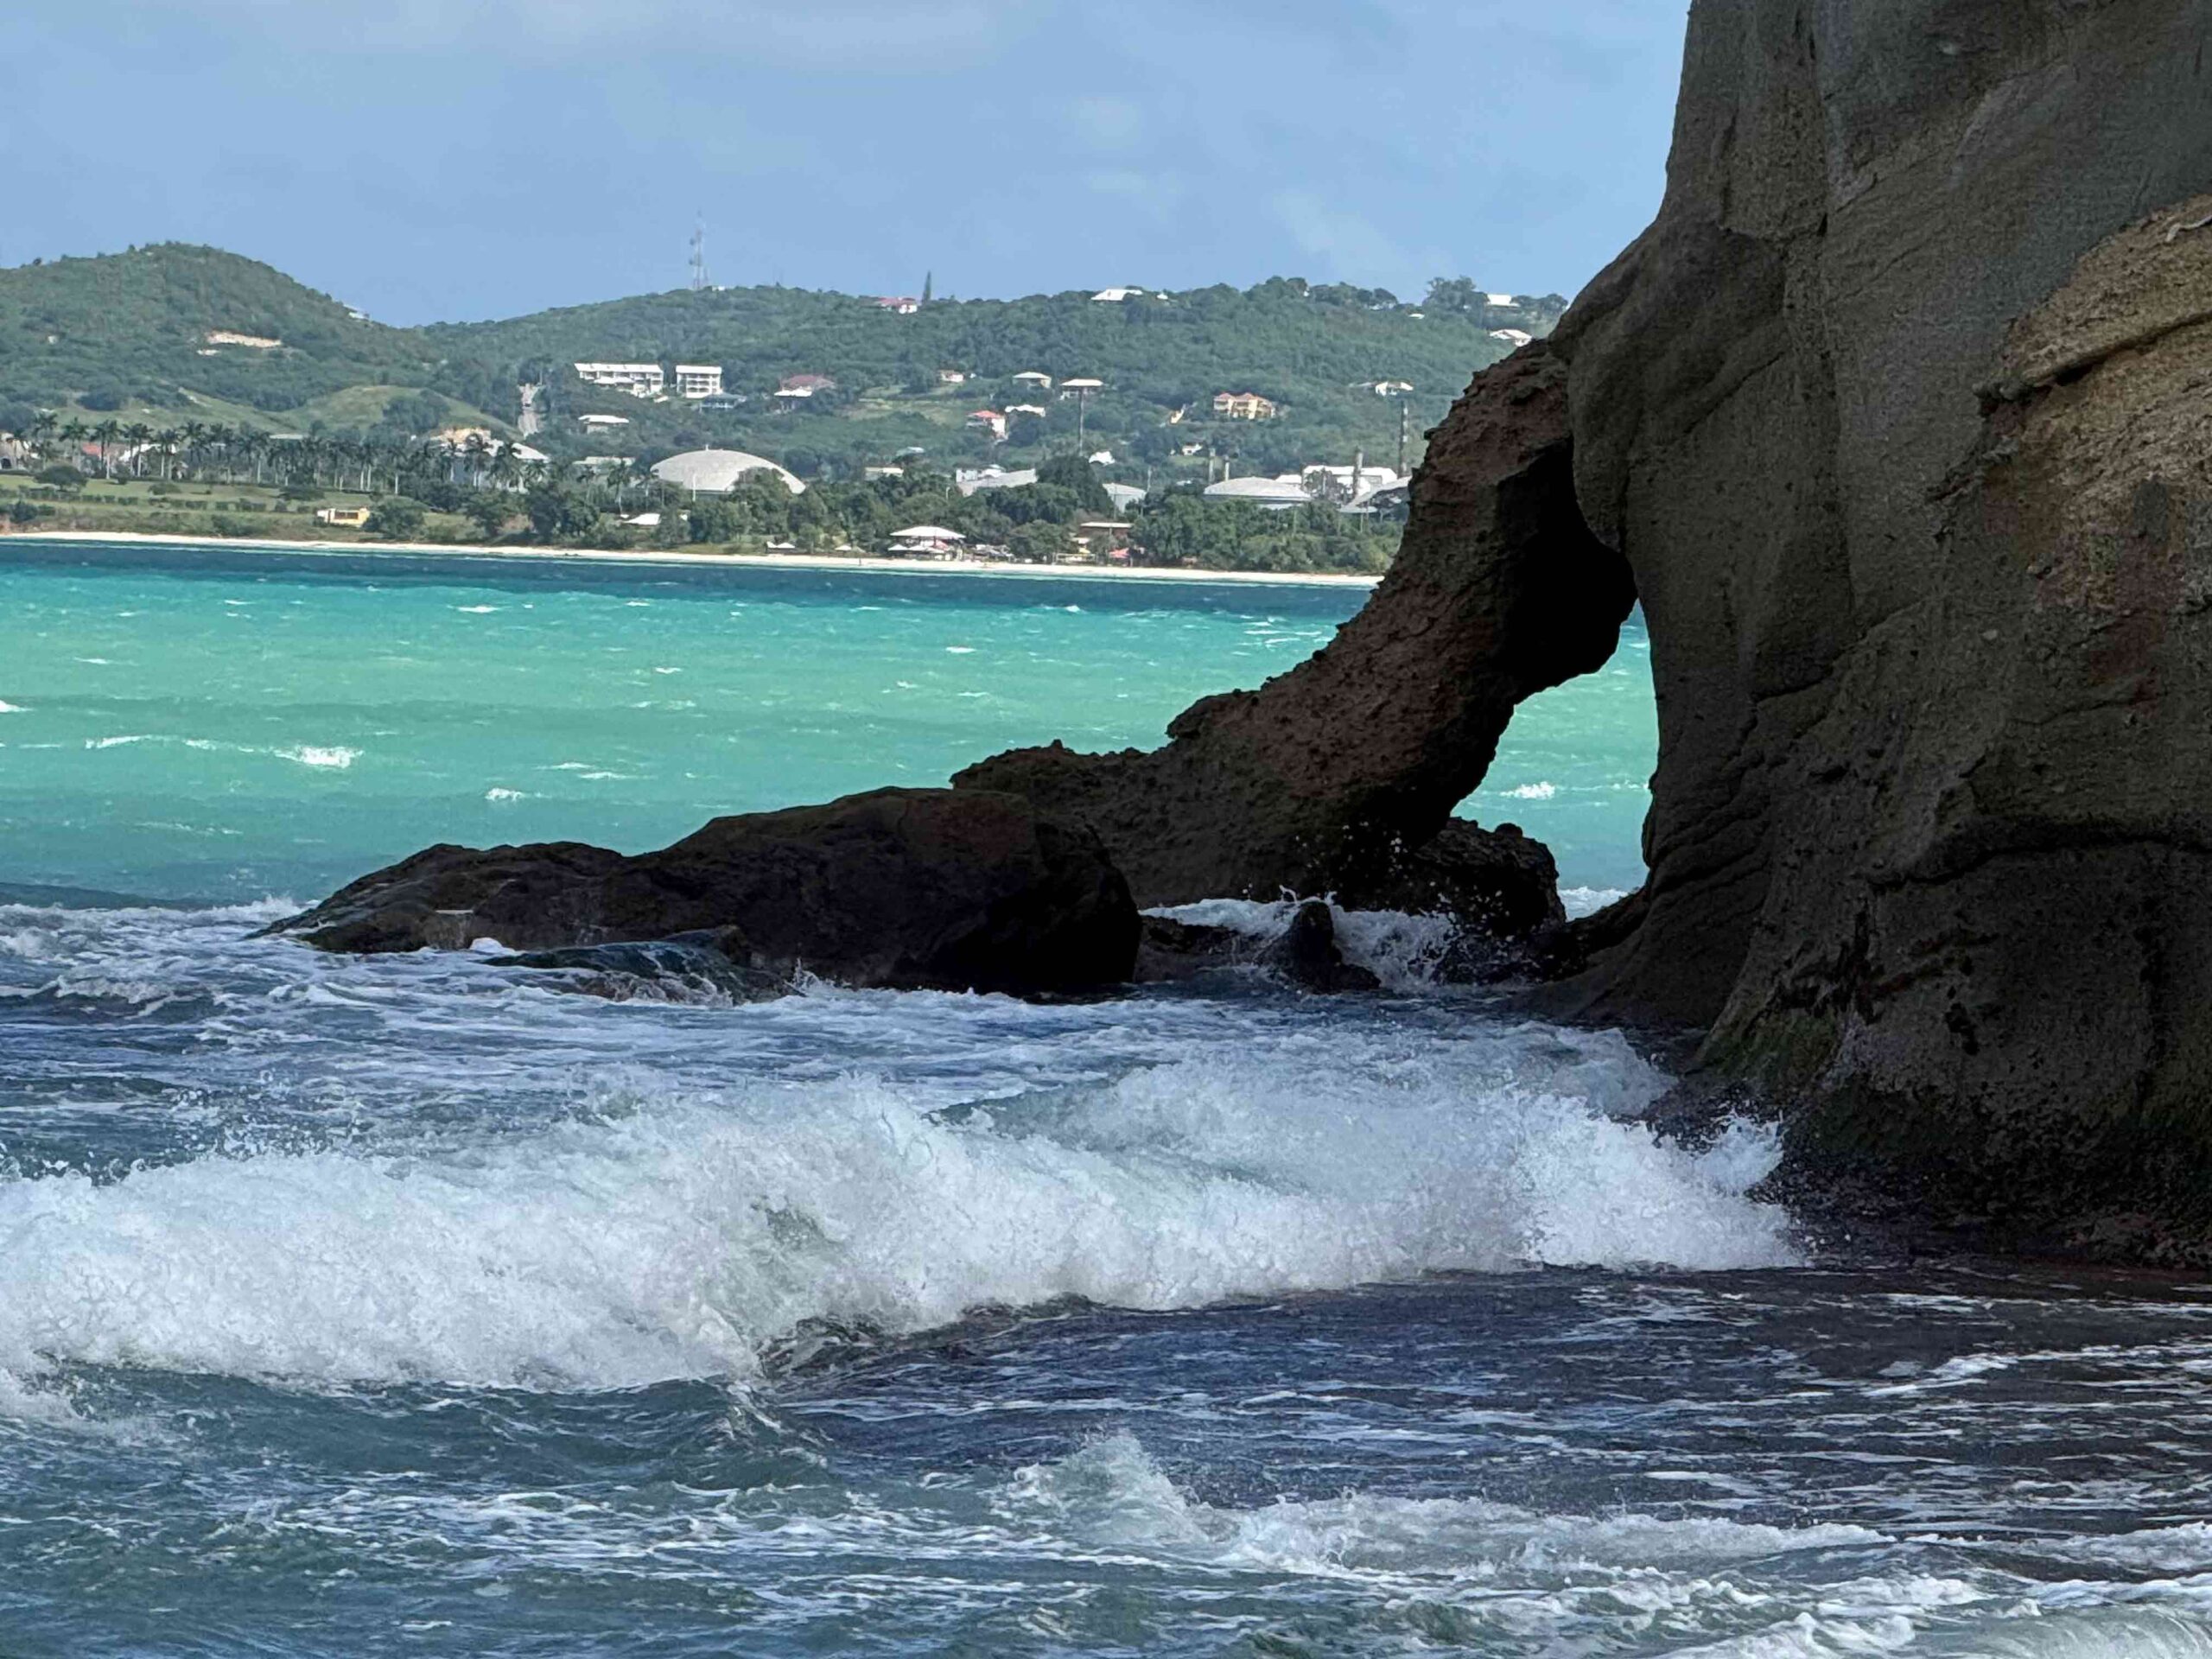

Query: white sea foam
left=1007, top=1431, right=1884, bottom=1576
left=86, top=734, right=156, bottom=750
left=279, top=746, right=359, bottom=769
left=1150, top=897, right=1465, bottom=991
left=0, top=1040, right=1796, bottom=1398
left=1505, top=781, right=1558, bottom=800
left=484, top=787, right=526, bottom=802
left=1561, top=886, right=1630, bottom=919
left=0, top=700, right=24, bottom=713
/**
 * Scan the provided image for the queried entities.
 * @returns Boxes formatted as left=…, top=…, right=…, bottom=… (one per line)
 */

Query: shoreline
left=0, top=529, right=1382, bottom=589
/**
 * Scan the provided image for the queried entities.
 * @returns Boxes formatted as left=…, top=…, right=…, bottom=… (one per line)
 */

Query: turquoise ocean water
left=7, top=543, right=2209, bottom=1658
left=0, top=541, right=1654, bottom=903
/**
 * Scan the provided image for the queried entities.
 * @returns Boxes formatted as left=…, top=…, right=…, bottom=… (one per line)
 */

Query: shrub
left=7, top=500, right=48, bottom=524
left=365, top=498, right=427, bottom=540
left=36, top=465, right=84, bottom=489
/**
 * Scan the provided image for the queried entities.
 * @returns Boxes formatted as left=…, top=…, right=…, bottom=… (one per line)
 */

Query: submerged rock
left=1264, top=901, right=1382, bottom=995
left=270, top=788, right=1141, bottom=998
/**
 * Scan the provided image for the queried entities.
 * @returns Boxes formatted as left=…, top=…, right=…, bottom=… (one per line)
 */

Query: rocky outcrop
left=1536, top=2, right=2212, bottom=1246
left=270, top=788, right=1140, bottom=998
left=962, top=2, right=2212, bottom=1246
left=954, top=346, right=1634, bottom=935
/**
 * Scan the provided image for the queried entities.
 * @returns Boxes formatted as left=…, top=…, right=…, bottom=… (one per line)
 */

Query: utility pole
left=1396, top=399, right=1409, bottom=477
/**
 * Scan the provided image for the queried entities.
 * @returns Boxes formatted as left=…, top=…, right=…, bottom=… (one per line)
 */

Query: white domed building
left=651, top=448, right=806, bottom=495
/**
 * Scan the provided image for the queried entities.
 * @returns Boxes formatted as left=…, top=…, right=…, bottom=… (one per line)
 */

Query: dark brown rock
left=270, top=788, right=1140, bottom=998
left=1264, top=901, right=1382, bottom=995
left=953, top=345, right=1634, bottom=934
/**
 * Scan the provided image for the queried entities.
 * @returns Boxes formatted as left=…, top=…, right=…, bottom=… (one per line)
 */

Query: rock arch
left=954, top=344, right=1637, bottom=931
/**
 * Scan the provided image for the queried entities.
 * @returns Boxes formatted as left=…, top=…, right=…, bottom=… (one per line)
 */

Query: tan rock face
left=1544, top=3, right=2212, bottom=1242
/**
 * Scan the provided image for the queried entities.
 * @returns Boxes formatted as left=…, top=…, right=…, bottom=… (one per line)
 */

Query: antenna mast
left=690, top=216, right=709, bottom=292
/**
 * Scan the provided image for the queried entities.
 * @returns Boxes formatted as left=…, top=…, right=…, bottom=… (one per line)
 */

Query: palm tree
left=154, top=428, right=183, bottom=482
left=124, top=423, right=155, bottom=479
left=91, top=420, right=123, bottom=480
left=461, top=433, right=492, bottom=489
left=180, top=422, right=211, bottom=482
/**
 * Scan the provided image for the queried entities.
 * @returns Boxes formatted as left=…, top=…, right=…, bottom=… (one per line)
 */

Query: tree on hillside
left=1033, top=453, right=1112, bottom=516
left=365, top=498, right=426, bottom=540
left=1007, top=521, right=1070, bottom=564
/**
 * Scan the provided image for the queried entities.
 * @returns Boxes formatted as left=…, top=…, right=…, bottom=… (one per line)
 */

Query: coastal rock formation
left=271, top=788, right=1140, bottom=998
left=1538, top=2, right=2212, bottom=1244
left=969, top=1, right=2212, bottom=1245
left=954, top=346, right=1634, bottom=937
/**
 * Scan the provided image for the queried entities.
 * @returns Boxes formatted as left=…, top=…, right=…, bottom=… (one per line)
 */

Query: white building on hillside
left=652, top=448, right=806, bottom=495
left=955, top=466, right=1038, bottom=496
left=575, top=362, right=666, bottom=397
left=1203, top=474, right=1313, bottom=510
left=674, top=364, right=725, bottom=399
left=1091, top=287, right=1146, bottom=302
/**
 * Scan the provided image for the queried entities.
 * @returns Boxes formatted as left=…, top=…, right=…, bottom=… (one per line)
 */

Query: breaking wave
left=0, top=1039, right=1796, bottom=1401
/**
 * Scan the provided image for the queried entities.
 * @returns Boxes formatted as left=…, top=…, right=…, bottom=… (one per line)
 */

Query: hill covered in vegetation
left=0, top=245, right=1562, bottom=485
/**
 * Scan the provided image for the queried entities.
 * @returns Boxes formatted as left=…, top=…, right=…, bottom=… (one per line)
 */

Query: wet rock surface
left=271, top=788, right=1141, bottom=999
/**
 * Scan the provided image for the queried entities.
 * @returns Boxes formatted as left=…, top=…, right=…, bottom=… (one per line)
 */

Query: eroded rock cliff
left=964, top=0, right=2212, bottom=1247
left=1543, top=1, right=2212, bottom=1245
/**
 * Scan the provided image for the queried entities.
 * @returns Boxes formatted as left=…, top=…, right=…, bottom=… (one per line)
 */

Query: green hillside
left=0, top=245, right=448, bottom=415
left=0, top=245, right=1564, bottom=480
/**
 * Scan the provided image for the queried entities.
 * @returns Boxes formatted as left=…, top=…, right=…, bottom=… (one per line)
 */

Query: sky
left=10, top=2, right=1691, bottom=327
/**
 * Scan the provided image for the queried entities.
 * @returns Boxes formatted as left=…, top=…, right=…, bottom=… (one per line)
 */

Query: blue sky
left=12, top=2, right=1690, bottom=326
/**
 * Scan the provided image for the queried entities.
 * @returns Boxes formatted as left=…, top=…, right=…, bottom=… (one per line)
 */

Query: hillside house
left=1091, top=287, right=1145, bottom=302
left=1012, top=371, right=1054, bottom=390
left=1213, top=391, right=1278, bottom=421
left=779, top=373, right=838, bottom=394
left=967, top=409, right=1008, bottom=440
left=0, top=435, right=31, bottom=473
left=1006, top=404, right=1049, bottom=419
left=1490, top=328, right=1535, bottom=348
left=1370, top=379, right=1414, bottom=397
left=937, top=369, right=969, bottom=385
left=315, top=506, right=372, bottom=528
left=674, top=364, right=725, bottom=399
left=874, top=296, right=920, bottom=314
left=575, top=362, right=666, bottom=397
left=576, top=413, right=632, bottom=429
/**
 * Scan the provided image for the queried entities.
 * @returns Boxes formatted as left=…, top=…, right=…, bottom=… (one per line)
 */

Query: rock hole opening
left=1452, top=601, right=1656, bottom=921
